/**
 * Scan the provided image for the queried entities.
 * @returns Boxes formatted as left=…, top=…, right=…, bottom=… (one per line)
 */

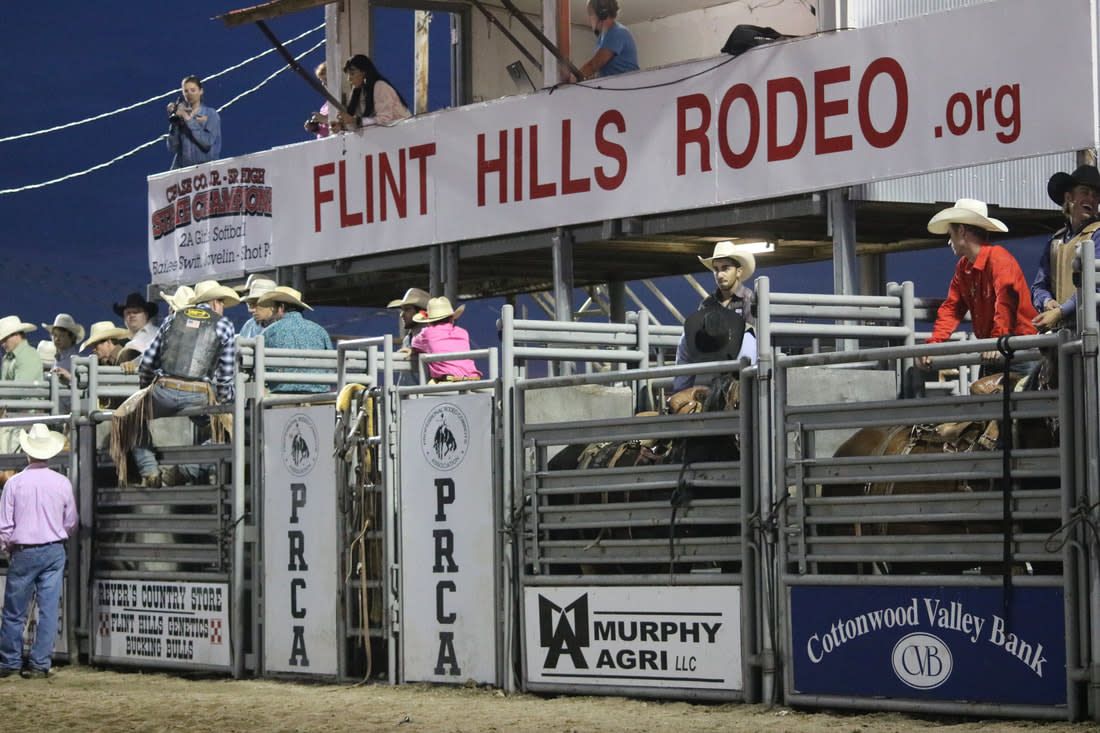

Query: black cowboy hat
left=1047, top=164, right=1100, bottom=205
left=683, top=306, right=746, bottom=363
left=112, top=292, right=158, bottom=319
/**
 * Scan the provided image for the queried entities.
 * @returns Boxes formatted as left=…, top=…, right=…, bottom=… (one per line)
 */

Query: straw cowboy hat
left=682, top=306, right=747, bottom=363
left=256, top=286, right=313, bottom=310
left=0, top=315, right=36, bottom=343
left=113, top=292, right=158, bottom=319
left=192, top=280, right=242, bottom=307
left=927, top=198, right=1008, bottom=234
left=160, top=286, right=196, bottom=312
left=1048, top=164, right=1100, bottom=205
left=36, top=340, right=57, bottom=364
left=387, top=287, right=431, bottom=310
left=18, top=423, right=66, bottom=460
left=81, top=321, right=131, bottom=351
left=234, top=272, right=277, bottom=294
left=412, top=296, right=466, bottom=324
left=698, top=241, right=756, bottom=279
left=241, top=278, right=278, bottom=304
left=42, top=313, right=85, bottom=343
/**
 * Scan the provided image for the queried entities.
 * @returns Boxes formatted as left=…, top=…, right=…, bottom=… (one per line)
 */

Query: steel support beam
left=552, top=229, right=574, bottom=322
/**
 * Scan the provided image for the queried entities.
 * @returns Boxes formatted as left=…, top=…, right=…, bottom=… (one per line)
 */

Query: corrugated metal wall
left=841, top=0, right=1074, bottom=211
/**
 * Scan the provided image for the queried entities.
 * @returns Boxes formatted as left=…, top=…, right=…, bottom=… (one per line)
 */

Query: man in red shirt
left=918, top=198, right=1037, bottom=369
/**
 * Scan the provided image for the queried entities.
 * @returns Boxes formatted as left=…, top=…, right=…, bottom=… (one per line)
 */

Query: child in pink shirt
left=409, top=297, right=482, bottom=381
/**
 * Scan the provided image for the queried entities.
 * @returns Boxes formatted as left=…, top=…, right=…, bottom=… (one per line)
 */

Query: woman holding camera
left=334, top=54, right=410, bottom=131
left=167, top=75, right=222, bottom=169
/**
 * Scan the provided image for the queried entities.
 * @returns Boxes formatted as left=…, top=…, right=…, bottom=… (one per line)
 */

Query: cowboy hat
left=18, top=423, right=66, bottom=460
left=192, top=280, right=242, bottom=307
left=412, top=296, right=466, bottom=324
left=0, top=315, right=36, bottom=343
left=241, top=278, right=278, bottom=304
left=234, top=272, right=277, bottom=293
left=386, top=287, right=431, bottom=310
left=113, top=292, right=158, bottom=319
left=1047, top=164, right=1100, bottom=205
left=81, top=321, right=131, bottom=351
left=698, top=241, right=757, bottom=279
left=927, top=198, right=1008, bottom=234
left=160, top=285, right=196, bottom=313
left=41, top=313, right=85, bottom=343
left=682, top=306, right=746, bottom=363
left=256, top=285, right=313, bottom=311
left=36, top=340, right=57, bottom=364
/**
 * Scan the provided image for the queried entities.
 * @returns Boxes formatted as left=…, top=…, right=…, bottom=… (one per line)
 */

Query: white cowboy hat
left=234, top=272, right=277, bottom=293
left=927, top=198, right=1008, bottom=234
left=413, top=296, right=466, bottom=324
left=41, top=313, right=85, bottom=343
left=18, top=423, right=66, bottom=460
left=81, top=321, right=132, bottom=351
left=256, top=285, right=314, bottom=311
left=192, top=280, right=242, bottom=307
left=160, top=285, right=196, bottom=313
left=36, top=340, right=57, bottom=363
left=0, top=315, right=36, bottom=343
left=386, top=287, right=431, bottom=310
left=698, top=242, right=757, bottom=279
left=241, top=278, right=278, bottom=304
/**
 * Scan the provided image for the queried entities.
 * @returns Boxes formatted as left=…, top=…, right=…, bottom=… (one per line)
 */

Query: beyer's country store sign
left=147, top=0, right=1098, bottom=283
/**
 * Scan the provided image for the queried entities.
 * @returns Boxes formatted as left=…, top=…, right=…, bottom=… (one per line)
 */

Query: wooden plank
left=219, top=0, right=334, bottom=28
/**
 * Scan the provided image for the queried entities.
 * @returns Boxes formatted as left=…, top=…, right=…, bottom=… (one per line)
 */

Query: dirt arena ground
left=0, top=667, right=1095, bottom=733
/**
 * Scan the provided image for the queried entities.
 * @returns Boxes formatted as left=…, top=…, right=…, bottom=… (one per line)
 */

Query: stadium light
left=717, top=240, right=775, bottom=254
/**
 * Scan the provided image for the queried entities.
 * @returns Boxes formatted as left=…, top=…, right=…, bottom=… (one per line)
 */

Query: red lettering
left=364, top=155, right=375, bottom=223
left=379, top=149, right=407, bottom=222
left=560, top=119, right=592, bottom=196
left=676, top=93, right=712, bottom=176
left=858, top=57, right=908, bottom=148
left=477, top=131, right=508, bottom=207
left=513, top=127, right=524, bottom=202
left=594, top=110, right=627, bottom=190
left=338, top=160, right=363, bottom=228
left=814, top=66, right=852, bottom=155
left=408, top=143, right=436, bottom=216
left=767, top=76, right=807, bottom=162
left=528, top=125, right=557, bottom=199
left=718, top=83, right=759, bottom=169
left=312, top=162, right=335, bottom=233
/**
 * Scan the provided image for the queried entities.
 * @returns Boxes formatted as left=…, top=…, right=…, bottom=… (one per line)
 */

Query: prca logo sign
left=282, top=414, right=319, bottom=476
left=420, top=402, right=470, bottom=471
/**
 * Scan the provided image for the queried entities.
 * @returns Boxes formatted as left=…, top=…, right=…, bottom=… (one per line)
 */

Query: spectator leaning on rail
left=41, top=313, right=84, bottom=384
left=918, top=199, right=1038, bottom=370
left=111, top=280, right=238, bottom=487
left=254, top=286, right=333, bottom=393
left=81, top=321, right=132, bottom=367
left=334, top=54, right=411, bottom=131
left=387, top=288, right=431, bottom=386
left=672, top=242, right=757, bottom=393
left=576, top=0, right=639, bottom=80
left=0, top=316, right=42, bottom=383
left=167, top=75, right=221, bottom=169
left=409, top=296, right=481, bottom=382
left=1031, top=164, right=1100, bottom=333
left=113, top=291, right=159, bottom=367
left=237, top=276, right=279, bottom=339
left=0, top=423, right=77, bottom=679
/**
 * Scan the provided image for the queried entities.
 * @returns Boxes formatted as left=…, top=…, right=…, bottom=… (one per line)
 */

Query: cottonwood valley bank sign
left=789, top=585, right=1066, bottom=706
left=524, top=586, right=741, bottom=696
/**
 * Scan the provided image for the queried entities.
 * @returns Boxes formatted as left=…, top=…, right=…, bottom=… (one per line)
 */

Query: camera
left=168, top=96, right=185, bottom=123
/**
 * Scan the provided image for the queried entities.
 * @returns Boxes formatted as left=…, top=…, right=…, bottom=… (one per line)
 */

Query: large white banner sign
left=93, top=579, right=230, bottom=667
left=262, top=406, right=339, bottom=675
left=399, top=394, right=497, bottom=684
left=148, top=0, right=1097, bottom=283
left=524, top=586, right=742, bottom=692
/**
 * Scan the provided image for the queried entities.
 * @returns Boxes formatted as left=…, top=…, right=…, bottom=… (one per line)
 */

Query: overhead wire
left=0, top=39, right=325, bottom=196
left=0, top=21, right=323, bottom=144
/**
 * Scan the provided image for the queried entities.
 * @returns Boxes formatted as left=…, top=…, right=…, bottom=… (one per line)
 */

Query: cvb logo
left=891, top=632, right=953, bottom=690
left=538, top=594, right=590, bottom=670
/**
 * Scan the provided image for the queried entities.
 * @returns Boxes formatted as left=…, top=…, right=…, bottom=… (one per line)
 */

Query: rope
left=0, top=22, right=324, bottom=144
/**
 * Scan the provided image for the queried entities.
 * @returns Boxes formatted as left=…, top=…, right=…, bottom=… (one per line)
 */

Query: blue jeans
left=132, top=383, right=210, bottom=481
left=0, top=542, right=66, bottom=671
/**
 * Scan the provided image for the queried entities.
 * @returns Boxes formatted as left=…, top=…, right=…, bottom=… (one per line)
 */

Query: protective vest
left=1051, top=220, right=1100, bottom=304
left=159, top=307, right=222, bottom=380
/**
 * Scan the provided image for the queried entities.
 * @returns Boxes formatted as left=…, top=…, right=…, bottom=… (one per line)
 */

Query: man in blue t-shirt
left=578, top=0, right=639, bottom=80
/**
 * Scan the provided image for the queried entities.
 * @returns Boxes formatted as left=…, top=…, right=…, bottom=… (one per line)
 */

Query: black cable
left=996, top=335, right=1015, bottom=620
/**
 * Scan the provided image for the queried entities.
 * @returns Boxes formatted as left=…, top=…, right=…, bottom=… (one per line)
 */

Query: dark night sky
left=0, top=3, right=1052, bottom=350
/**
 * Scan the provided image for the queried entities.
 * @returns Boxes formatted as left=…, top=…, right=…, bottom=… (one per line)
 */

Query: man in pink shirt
left=0, top=423, right=77, bottom=678
left=410, top=297, right=481, bottom=381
